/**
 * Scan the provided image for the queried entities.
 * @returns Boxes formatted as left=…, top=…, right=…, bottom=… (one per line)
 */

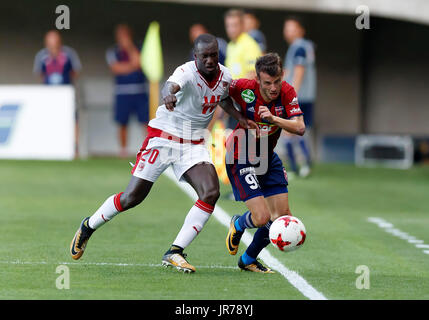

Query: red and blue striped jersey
left=226, top=78, right=303, bottom=161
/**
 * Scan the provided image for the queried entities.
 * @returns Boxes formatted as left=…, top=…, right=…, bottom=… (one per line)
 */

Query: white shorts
left=132, top=137, right=213, bottom=182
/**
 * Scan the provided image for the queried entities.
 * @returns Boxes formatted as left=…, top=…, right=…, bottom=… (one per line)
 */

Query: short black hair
left=284, top=15, right=305, bottom=29
left=193, top=33, right=218, bottom=52
left=224, top=8, right=245, bottom=20
left=255, top=53, right=283, bottom=77
left=243, top=9, right=257, bottom=16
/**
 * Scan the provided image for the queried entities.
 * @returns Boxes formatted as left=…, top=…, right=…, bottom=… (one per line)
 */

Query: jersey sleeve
left=282, top=84, right=304, bottom=119
left=228, top=79, right=245, bottom=112
left=229, top=78, right=255, bottom=114
left=167, top=64, right=192, bottom=90
left=220, top=67, right=232, bottom=100
left=65, top=47, right=82, bottom=72
left=293, top=46, right=307, bottom=66
left=228, top=78, right=245, bottom=101
left=33, top=49, right=45, bottom=74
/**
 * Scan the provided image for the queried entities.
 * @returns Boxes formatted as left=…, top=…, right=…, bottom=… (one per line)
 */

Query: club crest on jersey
left=275, top=106, right=284, bottom=117
left=137, top=161, right=145, bottom=171
left=241, top=89, right=255, bottom=103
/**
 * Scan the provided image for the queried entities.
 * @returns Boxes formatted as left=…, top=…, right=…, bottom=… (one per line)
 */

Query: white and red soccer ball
left=269, top=216, right=307, bottom=252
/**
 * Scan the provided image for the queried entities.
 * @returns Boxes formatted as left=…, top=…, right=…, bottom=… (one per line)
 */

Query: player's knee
left=271, top=209, right=292, bottom=221
left=200, top=188, right=220, bottom=207
left=282, top=208, right=292, bottom=216
left=120, top=191, right=144, bottom=210
left=252, top=211, right=271, bottom=227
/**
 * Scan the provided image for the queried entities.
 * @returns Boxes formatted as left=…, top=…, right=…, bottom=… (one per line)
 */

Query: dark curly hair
left=255, top=53, right=283, bottom=78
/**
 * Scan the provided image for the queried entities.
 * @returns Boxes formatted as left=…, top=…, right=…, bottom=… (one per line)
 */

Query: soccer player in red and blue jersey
left=225, top=53, right=305, bottom=272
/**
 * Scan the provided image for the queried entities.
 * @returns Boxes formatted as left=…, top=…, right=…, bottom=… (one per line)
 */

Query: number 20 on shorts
left=141, top=149, right=159, bottom=164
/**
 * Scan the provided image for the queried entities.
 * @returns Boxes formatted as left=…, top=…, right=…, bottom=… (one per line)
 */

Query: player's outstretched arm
left=161, top=81, right=180, bottom=111
left=258, top=106, right=305, bottom=136
left=219, top=96, right=260, bottom=136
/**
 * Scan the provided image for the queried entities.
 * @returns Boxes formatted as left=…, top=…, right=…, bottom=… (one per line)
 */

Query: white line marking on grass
left=367, top=217, right=429, bottom=255
left=164, top=167, right=327, bottom=300
left=408, top=239, right=424, bottom=244
left=415, top=244, right=429, bottom=249
left=0, top=260, right=237, bottom=270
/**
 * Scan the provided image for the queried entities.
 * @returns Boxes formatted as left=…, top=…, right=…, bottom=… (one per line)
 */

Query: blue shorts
left=114, top=93, right=149, bottom=126
left=299, top=102, right=314, bottom=128
left=226, top=152, right=289, bottom=202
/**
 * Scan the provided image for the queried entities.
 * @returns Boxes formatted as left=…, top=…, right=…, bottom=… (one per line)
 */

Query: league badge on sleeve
left=241, top=89, right=256, bottom=103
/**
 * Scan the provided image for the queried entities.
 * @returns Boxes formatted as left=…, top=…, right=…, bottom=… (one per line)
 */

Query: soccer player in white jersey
left=70, top=34, right=258, bottom=273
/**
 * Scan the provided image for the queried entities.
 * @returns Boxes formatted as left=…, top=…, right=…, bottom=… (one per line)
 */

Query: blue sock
left=234, top=211, right=255, bottom=232
left=241, top=251, right=256, bottom=265
left=298, top=138, right=311, bottom=166
left=285, top=140, right=298, bottom=173
left=242, top=222, right=271, bottom=264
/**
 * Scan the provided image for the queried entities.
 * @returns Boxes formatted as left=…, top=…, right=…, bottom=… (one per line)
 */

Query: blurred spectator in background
left=106, top=24, right=149, bottom=158
left=224, top=9, right=262, bottom=80
left=243, top=10, right=267, bottom=53
left=33, top=30, right=82, bottom=85
left=224, top=8, right=262, bottom=129
left=33, top=30, right=82, bottom=157
left=189, top=23, right=227, bottom=65
left=282, top=16, right=316, bottom=178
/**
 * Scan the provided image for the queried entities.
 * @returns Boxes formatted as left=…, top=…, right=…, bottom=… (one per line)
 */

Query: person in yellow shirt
left=224, top=9, right=262, bottom=80
left=211, top=9, right=262, bottom=185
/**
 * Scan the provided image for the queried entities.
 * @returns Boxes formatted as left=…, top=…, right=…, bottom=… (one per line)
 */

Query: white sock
left=88, top=193, right=123, bottom=229
left=172, top=200, right=213, bottom=249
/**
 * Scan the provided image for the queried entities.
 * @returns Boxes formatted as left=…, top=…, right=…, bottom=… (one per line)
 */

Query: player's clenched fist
left=163, top=94, right=177, bottom=111
left=258, top=106, right=274, bottom=123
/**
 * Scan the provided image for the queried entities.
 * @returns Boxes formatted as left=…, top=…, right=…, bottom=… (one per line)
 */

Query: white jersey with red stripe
left=148, top=61, right=232, bottom=140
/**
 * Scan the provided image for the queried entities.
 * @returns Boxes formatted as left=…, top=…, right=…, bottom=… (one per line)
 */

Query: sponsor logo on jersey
left=248, top=106, right=255, bottom=113
left=241, top=89, right=256, bottom=103
left=256, top=122, right=280, bottom=136
left=0, top=104, right=20, bottom=145
left=239, top=167, right=256, bottom=176
left=202, top=95, right=221, bottom=107
left=202, top=95, right=221, bottom=114
left=290, top=107, right=302, bottom=115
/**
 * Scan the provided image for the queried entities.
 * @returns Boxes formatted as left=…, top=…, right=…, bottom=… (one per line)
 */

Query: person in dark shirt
left=106, top=24, right=149, bottom=158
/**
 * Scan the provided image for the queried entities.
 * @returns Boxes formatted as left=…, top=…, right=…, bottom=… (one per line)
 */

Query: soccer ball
left=269, top=216, right=306, bottom=252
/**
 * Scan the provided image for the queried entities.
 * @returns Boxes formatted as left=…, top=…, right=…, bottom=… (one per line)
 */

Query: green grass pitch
left=0, top=158, right=428, bottom=299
